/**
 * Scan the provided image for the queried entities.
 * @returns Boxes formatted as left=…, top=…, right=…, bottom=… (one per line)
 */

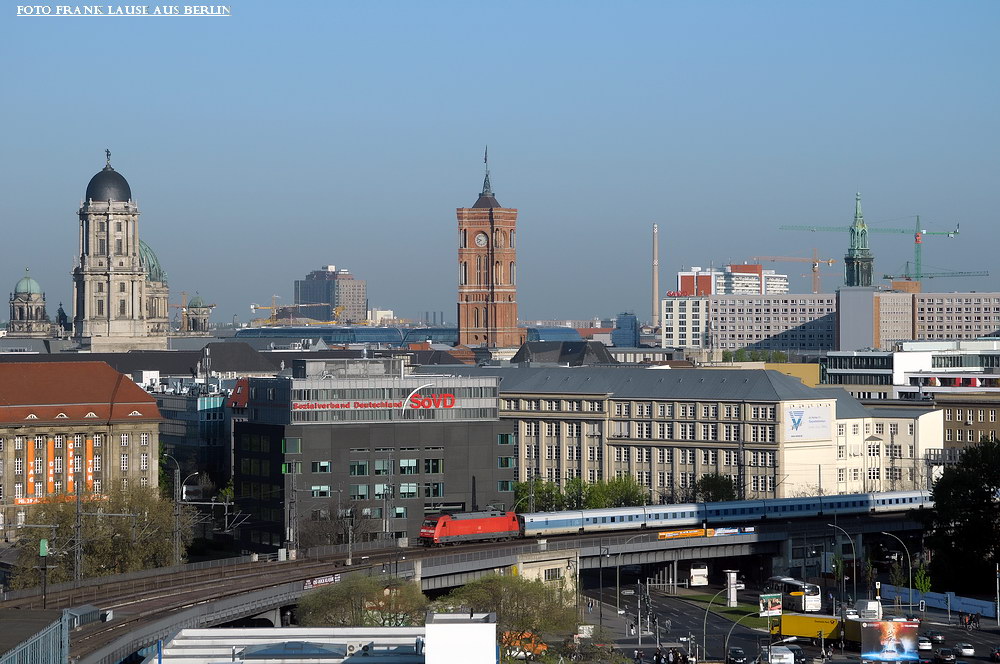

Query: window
left=399, top=482, right=417, bottom=498
left=311, top=485, right=331, bottom=497
left=424, top=458, right=443, bottom=474
left=140, top=433, right=149, bottom=446
left=543, top=568, right=563, bottom=581
left=282, top=438, right=301, bottom=454
left=837, top=424, right=846, bottom=436
left=497, top=480, right=515, bottom=492
left=399, top=459, right=418, bottom=475
left=14, top=458, right=23, bottom=475
left=120, top=454, right=129, bottom=471
left=93, top=454, right=102, bottom=471
left=838, top=468, right=845, bottom=482
left=349, top=460, right=368, bottom=476
left=424, top=482, right=444, bottom=498
left=393, top=506, right=407, bottom=519
left=94, top=434, right=102, bottom=447
left=349, top=484, right=369, bottom=500
left=140, top=453, right=148, bottom=471
left=311, top=461, right=331, bottom=473
left=497, top=433, right=515, bottom=445
left=874, top=423, right=884, bottom=435
left=889, top=423, right=899, bottom=435
left=374, top=459, right=391, bottom=476
left=498, top=456, right=516, bottom=469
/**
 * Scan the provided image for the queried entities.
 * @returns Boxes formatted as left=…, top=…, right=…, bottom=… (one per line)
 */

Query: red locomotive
left=418, top=510, right=520, bottom=545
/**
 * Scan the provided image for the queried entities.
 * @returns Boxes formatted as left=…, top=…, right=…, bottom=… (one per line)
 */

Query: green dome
left=188, top=295, right=205, bottom=308
left=139, top=240, right=168, bottom=284
left=14, top=268, right=42, bottom=295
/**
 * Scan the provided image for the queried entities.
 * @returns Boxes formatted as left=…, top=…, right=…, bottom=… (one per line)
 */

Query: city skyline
left=2, top=1, right=997, bottom=325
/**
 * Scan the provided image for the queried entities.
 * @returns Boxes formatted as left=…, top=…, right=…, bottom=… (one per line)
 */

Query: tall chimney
left=652, top=223, right=660, bottom=328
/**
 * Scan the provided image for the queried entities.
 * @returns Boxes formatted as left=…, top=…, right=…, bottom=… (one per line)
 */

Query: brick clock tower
left=457, top=154, right=524, bottom=347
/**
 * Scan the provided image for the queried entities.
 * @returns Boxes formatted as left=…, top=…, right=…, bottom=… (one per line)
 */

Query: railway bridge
left=0, top=513, right=922, bottom=663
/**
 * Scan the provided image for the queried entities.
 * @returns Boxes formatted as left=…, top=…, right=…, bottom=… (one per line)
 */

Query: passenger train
left=418, top=490, right=931, bottom=545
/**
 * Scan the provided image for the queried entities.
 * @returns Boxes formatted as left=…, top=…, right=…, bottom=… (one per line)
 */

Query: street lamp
left=598, top=545, right=610, bottom=633
left=724, top=612, right=759, bottom=660
left=881, top=531, right=913, bottom=610
left=828, top=523, right=857, bottom=606
left=617, top=534, right=646, bottom=614
left=703, top=587, right=729, bottom=660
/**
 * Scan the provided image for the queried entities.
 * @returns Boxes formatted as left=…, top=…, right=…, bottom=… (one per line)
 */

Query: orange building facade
left=0, top=361, right=161, bottom=532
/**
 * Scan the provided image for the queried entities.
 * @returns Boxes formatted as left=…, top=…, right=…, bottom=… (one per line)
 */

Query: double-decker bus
left=765, top=576, right=822, bottom=612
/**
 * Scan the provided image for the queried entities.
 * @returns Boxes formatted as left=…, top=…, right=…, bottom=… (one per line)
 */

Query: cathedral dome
left=187, top=295, right=205, bottom=308
left=139, top=240, right=168, bottom=284
left=14, top=268, right=42, bottom=295
left=85, top=164, right=132, bottom=202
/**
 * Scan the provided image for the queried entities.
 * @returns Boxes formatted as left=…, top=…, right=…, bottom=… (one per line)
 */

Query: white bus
left=765, top=576, right=821, bottom=612
left=689, top=562, right=709, bottom=587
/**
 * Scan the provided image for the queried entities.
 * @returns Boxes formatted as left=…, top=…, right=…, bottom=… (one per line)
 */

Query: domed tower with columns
left=72, top=151, right=168, bottom=350
left=8, top=268, right=51, bottom=338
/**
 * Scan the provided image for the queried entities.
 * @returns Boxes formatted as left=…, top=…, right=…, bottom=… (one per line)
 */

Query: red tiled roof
left=0, top=361, right=160, bottom=425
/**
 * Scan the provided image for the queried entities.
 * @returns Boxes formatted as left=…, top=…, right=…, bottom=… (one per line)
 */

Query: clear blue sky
left=2, top=1, right=997, bottom=325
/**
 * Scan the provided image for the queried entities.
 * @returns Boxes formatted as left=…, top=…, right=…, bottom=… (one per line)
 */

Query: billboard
left=760, top=593, right=782, bottom=617
left=860, top=621, right=920, bottom=662
left=783, top=402, right=832, bottom=441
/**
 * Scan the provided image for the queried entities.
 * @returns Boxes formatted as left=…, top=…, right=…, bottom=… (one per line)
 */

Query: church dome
left=14, top=268, right=42, bottom=295
left=187, top=295, right=205, bottom=308
left=86, top=164, right=132, bottom=202
left=139, top=240, right=168, bottom=284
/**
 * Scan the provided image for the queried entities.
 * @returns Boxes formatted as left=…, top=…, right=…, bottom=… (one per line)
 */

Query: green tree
left=922, top=439, right=1000, bottom=592
left=514, top=478, right=565, bottom=512
left=439, top=574, right=576, bottom=661
left=721, top=350, right=734, bottom=362
left=694, top=473, right=736, bottom=502
left=914, top=563, right=931, bottom=594
left=562, top=477, right=588, bottom=510
left=749, top=350, right=766, bottom=362
left=298, top=574, right=428, bottom=627
left=604, top=476, right=648, bottom=507
left=889, top=561, right=907, bottom=606
left=771, top=351, right=789, bottom=362
left=733, top=349, right=749, bottom=362
left=10, top=486, right=193, bottom=588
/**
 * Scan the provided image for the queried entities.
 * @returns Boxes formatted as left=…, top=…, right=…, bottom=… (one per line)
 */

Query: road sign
left=622, top=589, right=636, bottom=596
left=39, top=539, right=48, bottom=557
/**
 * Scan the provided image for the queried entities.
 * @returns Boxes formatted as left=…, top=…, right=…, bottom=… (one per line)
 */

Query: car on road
left=918, top=638, right=933, bottom=652
left=926, top=632, right=946, bottom=645
left=990, top=647, right=1000, bottom=663
left=955, top=644, right=975, bottom=657
left=934, top=648, right=956, bottom=664
left=728, top=647, right=748, bottom=664
left=785, top=645, right=806, bottom=664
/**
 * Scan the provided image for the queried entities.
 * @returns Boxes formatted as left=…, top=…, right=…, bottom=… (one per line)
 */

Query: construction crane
left=751, top=248, right=837, bottom=294
left=882, top=261, right=989, bottom=282
left=169, top=291, right=190, bottom=332
left=780, top=215, right=959, bottom=283
left=250, top=296, right=326, bottom=325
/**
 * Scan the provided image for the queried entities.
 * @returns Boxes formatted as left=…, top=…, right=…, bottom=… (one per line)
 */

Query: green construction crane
left=780, top=215, right=959, bottom=283
left=883, top=261, right=989, bottom=281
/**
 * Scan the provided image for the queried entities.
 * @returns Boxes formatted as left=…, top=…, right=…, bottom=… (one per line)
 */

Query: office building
left=232, top=358, right=515, bottom=551
left=676, top=264, right=789, bottom=296
left=294, top=265, right=368, bottom=323
left=0, top=361, right=161, bottom=533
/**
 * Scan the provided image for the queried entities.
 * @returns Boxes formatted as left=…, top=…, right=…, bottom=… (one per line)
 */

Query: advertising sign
left=860, top=621, right=920, bottom=662
left=303, top=573, right=341, bottom=590
left=783, top=402, right=832, bottom=441
left=759, top=593, right=782, bottom=617
left=657, top=528, right=707, bottom=540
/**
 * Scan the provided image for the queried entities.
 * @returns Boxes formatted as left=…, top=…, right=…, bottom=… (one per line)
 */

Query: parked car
left=918, top=638, right=933, bottom=652
left=728, top=647, right=748, bottom=664
left=919, top=657, right=934, bottom=664
left=934, top=648, right=956, bottom=664
left=927, top=632, right=946, bottom=645
left=785, top=645, right=806, bottom=664
left=990, top=647, right=1000, bottom=663
left=955, top=644, right=975, bottom=657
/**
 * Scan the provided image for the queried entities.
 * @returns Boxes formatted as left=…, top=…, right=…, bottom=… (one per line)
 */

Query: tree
left=864, top=557, right=877, bottom=599
left=604, top=476, right=648, bottom=507
left=694, top=473, right=736, bottom=502
left=298, top=574, right=428, bottom=627
left=10, top=486, right=193, bottom=588
left=438, top=574, right=576, bottom=661
left=914, top=563, right=931, bottom=594
left=513, top=478, right=565, bottom=512
left=721, top=350, right=734, bottom=362
left=298, top=501, right=378, bottom=548
left=563, top=477, right=588, bottom=510
left=922, top=439, right=1000, bottom=592
left=889, top=561, right=907, bottom=606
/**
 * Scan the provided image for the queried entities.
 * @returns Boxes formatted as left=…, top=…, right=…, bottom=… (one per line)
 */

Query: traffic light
left=919, top=600, right=926, bottom=612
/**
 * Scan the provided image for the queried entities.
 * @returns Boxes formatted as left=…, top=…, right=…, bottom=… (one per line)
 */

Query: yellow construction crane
left=750, top=248, right=837, bottom=294
left=169, top=291, right=190, bottom=332
left=250, top=296, right=326, bottom=325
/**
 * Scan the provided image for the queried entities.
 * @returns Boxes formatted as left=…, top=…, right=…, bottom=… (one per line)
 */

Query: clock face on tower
left=474, top=232, right=489, bottom=247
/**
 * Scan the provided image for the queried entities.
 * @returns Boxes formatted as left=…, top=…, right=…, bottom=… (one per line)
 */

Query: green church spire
left=848, top=192, right=870, bottom=254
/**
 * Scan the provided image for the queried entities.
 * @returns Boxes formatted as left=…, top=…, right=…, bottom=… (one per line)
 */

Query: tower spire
left=844, top=192, right=874, bottom=287
left=481, top=145, right=492, bottom=195
left=849, top=192, right=869, bottom=252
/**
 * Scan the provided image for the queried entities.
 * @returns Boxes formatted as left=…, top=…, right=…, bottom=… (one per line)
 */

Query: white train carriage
left=642, top=503, right=702, bottom=529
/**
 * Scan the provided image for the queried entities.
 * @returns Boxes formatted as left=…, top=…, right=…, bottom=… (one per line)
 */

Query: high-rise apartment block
left=676, top=264, right=789, bottom=296
left=294, top=265, right=367, bottom=323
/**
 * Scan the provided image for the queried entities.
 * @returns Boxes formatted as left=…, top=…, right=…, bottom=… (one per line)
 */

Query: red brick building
left=0, top=362, right=160, bottom=532
left=457, top=159, right=524, bottom=348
